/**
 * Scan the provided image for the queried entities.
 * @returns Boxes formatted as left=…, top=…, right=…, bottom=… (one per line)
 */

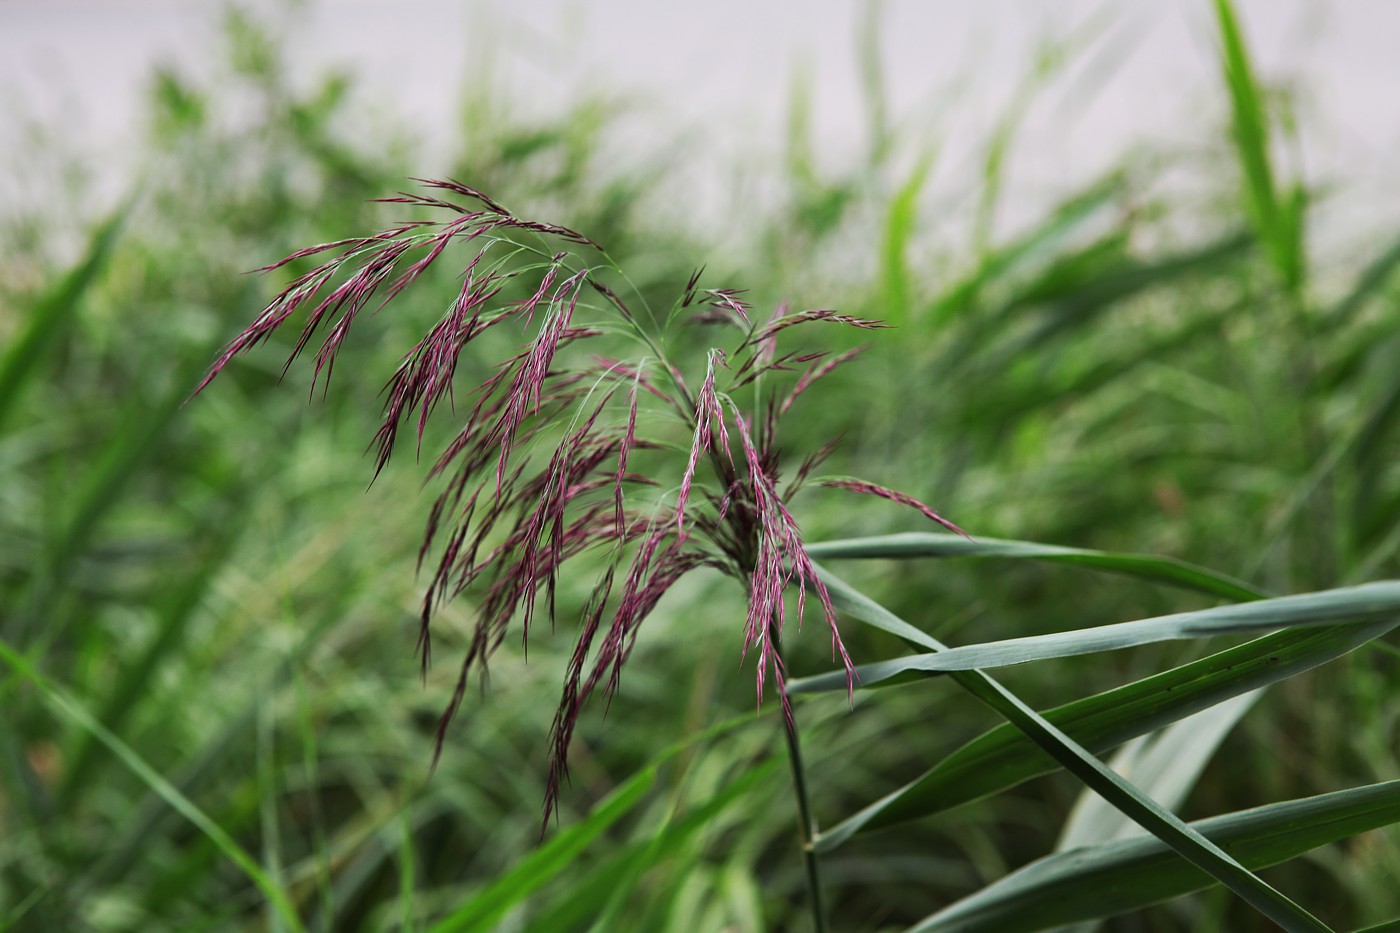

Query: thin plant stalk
left=772, top=617, right=828, bottom=933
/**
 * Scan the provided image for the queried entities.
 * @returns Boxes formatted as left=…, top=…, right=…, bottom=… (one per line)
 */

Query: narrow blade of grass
left=927, top=172, right=1124, bottom=328
left=424, top=766, right=653, bottom=933
left=425, top=713, right=756, bottom=933
left=804, top=568, right=1392, bottom=845
left=809, top=571, right=1329, bottom=931
left=1325, top=226, right=1400, bottom=329
left=0, top=638, right=306, bottom=933
left=58, top=500, right=249, bottom=807
left=20, top=347, right=219, bottom=652
left=1056, top=692, right=1259, bottom=851
left=530, top=761, right=778, bottom=932
left=987, top=231, right=1253, bottom=364
left=877, top=153, right=934, bottom=326
left=806, top=532, right=1269, bottom=602
left=914, top=780, right=1400, bottom=933
left=1214, top=0, right=1303, bottom=291
left=80, top=598, right=349, bottom=891
left=797, top=581, right=1400, bottom=688
left=0, top=202, right=130, bottom=432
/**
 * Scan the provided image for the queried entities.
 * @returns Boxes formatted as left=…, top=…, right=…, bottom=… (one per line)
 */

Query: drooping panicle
left=194, top=179, right=964, bottom=832
left=728, top=404, right=856, bottom=711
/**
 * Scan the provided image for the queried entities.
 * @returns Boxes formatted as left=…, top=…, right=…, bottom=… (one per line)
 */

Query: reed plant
left=6, top=2, right=1400, bottom=930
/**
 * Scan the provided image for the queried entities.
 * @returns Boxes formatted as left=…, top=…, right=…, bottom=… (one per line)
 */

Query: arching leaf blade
left=913, top=780, right=1400, bottom=933
left=797, top=582, right=1400, bottom=691
left=809, top=619, right=1393, bottom=848
left=806, top=532, right=1268, bottom=602
left=806, top=571, right=1329, bottom=931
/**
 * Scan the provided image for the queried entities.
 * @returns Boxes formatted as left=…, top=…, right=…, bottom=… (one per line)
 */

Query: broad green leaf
left=795, top=581, right=1400, bottom=690
left=1057, top=692, right=1259, bottom=853
left=807, top=619, right=1393, bottom=846
left=808, top=570, right=1328, bottom=931
left=806, top=532, right=1268, bottom=602
left=913, top=780, right=1400, bottom=933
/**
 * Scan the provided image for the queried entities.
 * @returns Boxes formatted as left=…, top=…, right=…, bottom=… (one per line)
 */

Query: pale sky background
left=1, top=0, right=1397, bottom=241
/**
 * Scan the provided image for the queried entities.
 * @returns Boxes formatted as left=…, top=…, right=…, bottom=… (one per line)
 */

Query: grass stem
left=772, top=619, right=828, bottom=933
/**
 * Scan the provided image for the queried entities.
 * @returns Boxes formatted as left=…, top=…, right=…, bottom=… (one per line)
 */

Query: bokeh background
left=3, top=1, right=1400, bottom=930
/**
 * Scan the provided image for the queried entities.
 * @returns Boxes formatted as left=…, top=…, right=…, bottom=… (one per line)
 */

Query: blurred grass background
left=3, top=3, right=1400, bottom=931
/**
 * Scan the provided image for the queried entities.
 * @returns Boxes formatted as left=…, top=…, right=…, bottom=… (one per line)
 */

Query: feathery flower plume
left=193, top=180, right=963, bottom=830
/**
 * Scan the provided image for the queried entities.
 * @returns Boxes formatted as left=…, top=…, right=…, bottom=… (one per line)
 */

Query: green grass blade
left=914, top=780, right=1400, bottom=933
left=81, top=601, right=348, bottom=891
left=806, top=532, right=1269, bottom=602
left=797, top=582, right=1400, bottom=689
left=530, top=761, right=778, bottom=931
left=19, top=347, right=218, bottom=654
left=927, top=172, right=1123, bottom=328
left=0, top=638, right=306, bottom=933
left=983, top=231, right=1252, bottom=367
left=1353, top=919, right=1400, bottom=933
left=808, top=572, right=1330, bottom=931
left=856, top=0, right=890, bottom=164
left=1056, top=692, right=1259, bottom=852
left=399, top=808, right=418, bottom=933
left=46, top=352, right=211, bottom=579
left=804, top=586, right=1392, bottom=844
left=878, top=153, right=934, bottom=325
left=425, top=764, right=655, bottom=933
left=1325, top=227, right=1400, bottom=328
left=1213, top=0, right=1302, bottom=291
left=0, top=202, right=130, bottom=432
left=819, top=623, right=1393, bottom=844
left=424, top=713, right=755, bottom=933
left=58, top=503, right=248, bottom=807
left=1214, top=0, right=1275, bottom=233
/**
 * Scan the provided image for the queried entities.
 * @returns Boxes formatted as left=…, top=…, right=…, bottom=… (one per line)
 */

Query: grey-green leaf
left=796, top=581, right=1400, bottom=691
left=808, top=620, right=1393, bottom=847
left=806, top=532, right=1268, bottom=602
left=808, top=570, right=1328, bottom=931
left=913, top=780, right=1400, bottom=933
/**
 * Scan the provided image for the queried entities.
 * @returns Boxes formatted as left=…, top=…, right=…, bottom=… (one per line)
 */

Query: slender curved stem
left=771, top=619, right=828, bottom=933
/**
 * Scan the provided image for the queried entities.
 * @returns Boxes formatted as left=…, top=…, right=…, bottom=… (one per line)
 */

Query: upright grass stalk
left=770, top=618, right=828, bottom=932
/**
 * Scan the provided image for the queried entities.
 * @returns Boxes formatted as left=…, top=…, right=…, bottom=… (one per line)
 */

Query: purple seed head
left=193, top=179, right=960, bottom=831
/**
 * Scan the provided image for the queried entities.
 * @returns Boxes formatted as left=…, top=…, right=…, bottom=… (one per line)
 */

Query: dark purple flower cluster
left=195, top=180, right=963, bottom=828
